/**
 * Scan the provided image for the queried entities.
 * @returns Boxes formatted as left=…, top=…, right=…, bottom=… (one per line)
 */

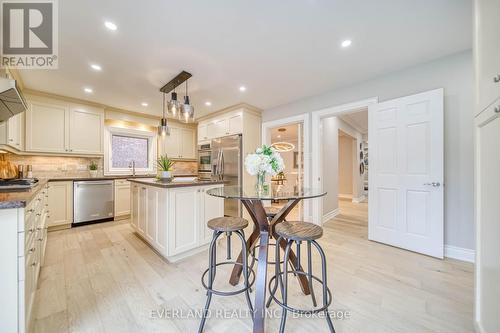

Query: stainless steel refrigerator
left=211, top=134, right=242, bottom=217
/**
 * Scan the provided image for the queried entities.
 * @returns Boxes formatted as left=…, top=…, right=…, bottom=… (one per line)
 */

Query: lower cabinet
left=47, top=181, right=73, bottom=228
left=114, top=179, right=131, bottom=218
left=130, top=183, right=224, bottom=262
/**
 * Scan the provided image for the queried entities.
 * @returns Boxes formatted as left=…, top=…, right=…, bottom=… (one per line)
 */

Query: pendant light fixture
left=167, top=87, right=180, bottom=118
left=158, top=92, right=170, bottom=136
left=180, top=78, right=194, bottom=123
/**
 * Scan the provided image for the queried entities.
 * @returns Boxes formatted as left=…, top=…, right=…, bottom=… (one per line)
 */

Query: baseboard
left=444, top=245, right=475, bottom=263
left=338, top=194, right=353, bottom=200
left=352, top=195, right=366, bottom=203
left=323, top=208, right=340, bottom=223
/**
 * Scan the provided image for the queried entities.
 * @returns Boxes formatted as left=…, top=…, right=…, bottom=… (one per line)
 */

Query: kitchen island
left=128, top=178, right=225, bottom=263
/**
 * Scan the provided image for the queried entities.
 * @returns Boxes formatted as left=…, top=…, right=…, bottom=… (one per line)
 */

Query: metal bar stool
left=267, top=221, right=336, bottom=333
left=198, top=217, right=255, bottom=333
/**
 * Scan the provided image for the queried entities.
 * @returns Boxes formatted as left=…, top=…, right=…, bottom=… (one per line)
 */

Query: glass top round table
left=206, top=185, right=326, bottom=201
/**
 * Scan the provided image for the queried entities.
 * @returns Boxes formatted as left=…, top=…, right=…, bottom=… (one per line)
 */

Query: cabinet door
left=215, top=118, right=229, bottom=137
left=228, top=114, right=243, bottom=135
left=206, top=122, right=217, bottom=140
left=161, top=127, right=180, bottom=158
left=475, top=99, right=500, bottom=332
left=137, top=186, right=147, bottom=234
left=198, top=124, right=208, bottom=142
left=6, top=112, right=22, bottom=149
left=180, top=128, right=195, bottom=159
left=130, top=184, right=139, bottom=229
left=26, top=101, right=69, bottom=153
left=114, top=182, right=131, bottom=217
left=69, top=106, right=103, bottom=154
left=168, top=187, right=199, bottom=255
left=145, top=187, right=158, bottom=243
left=47, top=181, right=73, bottom=227
left=199, top=186, right=224, bottom=245
left=475, top=0, right=500, bottom=113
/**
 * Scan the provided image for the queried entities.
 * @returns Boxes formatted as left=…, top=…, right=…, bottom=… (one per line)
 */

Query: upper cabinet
left=158, top=125, right=196, bottom=160
left=26, top=97, right=104, bottom=155
left=197, top=110, right=244, bottom=143
left=475, top=0, right=500, bottom=114
left=0, top=111, right=24, bottom=150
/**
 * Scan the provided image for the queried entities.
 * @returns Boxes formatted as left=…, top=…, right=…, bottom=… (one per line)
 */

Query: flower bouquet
left=244, top=145, right=285, bottom=193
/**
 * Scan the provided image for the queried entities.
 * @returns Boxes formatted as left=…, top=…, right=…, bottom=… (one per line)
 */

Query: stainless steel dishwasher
left=73, top=180, right=114, bottom=225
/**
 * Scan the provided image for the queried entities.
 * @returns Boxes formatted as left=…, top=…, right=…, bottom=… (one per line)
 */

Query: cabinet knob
left=495, top=105, right=500, bottom=113
left=494, top=75, right=500, bottom=83
left=31, top=262, right=37, bottom=267
left=8, top=139, right=13, bottom=142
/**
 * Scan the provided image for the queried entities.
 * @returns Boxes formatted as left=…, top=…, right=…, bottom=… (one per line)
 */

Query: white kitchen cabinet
left=215, top=118, right=229, bottom=137
left=158, top=126, right=196, bottom=159
left=26, top=100, right=68, bottom=153
left=197, top=110, right=246, bottom=142
left=228, top=113, right=243, bottom=135
left=168, top=187, right=200, bottom=255
left=68, top=105, right=103, bottom=154
left=199, top=187, right=224, bottom=245
left=131, top=183, right=139, bottom=229
left=47, top=181, right=73, bottom=228
left=475, top=0, right=500, bottom=114
left=180, top=128, right=195, bottom=159
left=130, top=182, right=223, bottom=262
left=137, top=185, right=147, bottom=234
left=198, top=123, right=208, bottom=142
left=0, top=183, right=49, bottom=333
left=114, top=180, right=131, bottom=218
left=6, top=112, right=24, bottom=150
left=26, top=98, right=104, bottom=155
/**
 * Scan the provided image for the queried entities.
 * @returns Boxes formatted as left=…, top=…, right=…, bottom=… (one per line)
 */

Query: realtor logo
left=1, top=0, right=58, bottom=68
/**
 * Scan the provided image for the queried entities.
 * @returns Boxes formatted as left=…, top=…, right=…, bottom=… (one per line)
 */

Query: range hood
left=0, top=78, right=27, bottom=122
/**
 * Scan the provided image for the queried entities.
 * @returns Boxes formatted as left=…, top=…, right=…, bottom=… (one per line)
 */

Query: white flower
left=245, top=145, right=286, bottom=177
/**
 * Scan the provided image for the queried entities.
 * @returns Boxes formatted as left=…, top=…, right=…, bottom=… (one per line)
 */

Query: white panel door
left=228, top=114, right=243, bottom=135
left=137, top=186, right=147, bottom=234
left=474, top=98, right=500, bottom=333
left=145, top=187, right=158, bottom=243
left=168, top=187, right=199, bottom=255
left=162, top=127, right=180, bottom=158
left=130, top=184, right=139, bottom=229
left=47, top=181, right=73, bottom=227
left=368, top=88, right=444, bottom=258
left=199, top=186, right=224, bottom=245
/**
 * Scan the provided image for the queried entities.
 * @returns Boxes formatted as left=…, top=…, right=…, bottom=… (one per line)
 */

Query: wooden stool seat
left=275, top=221, right=323, bottom=241
left=207, top=217, right=248, bottom=232
left=264, top=206, right=281, bottom=217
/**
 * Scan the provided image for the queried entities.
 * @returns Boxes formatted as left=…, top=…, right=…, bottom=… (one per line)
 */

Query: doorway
left=262, top=113, right=310, bottom=221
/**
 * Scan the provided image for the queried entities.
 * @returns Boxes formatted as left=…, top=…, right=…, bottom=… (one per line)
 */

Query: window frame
left=104, top=126, right=157, bottom=176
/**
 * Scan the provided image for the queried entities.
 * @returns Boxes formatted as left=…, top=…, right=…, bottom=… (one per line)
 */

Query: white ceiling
left=18, top=0, right=472, bottom=118
left=271, top=124, right=299, bottom=142
left=339, top=109, right=368, bottom=134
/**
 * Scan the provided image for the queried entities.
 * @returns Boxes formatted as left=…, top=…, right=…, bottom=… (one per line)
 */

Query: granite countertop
left=128, top=177, right=225, bottom=188
left=0, top=179, right=49, bottom=209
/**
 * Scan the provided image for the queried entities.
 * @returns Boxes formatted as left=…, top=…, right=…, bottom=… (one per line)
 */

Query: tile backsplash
left=3, top=153, right=197, bottom=178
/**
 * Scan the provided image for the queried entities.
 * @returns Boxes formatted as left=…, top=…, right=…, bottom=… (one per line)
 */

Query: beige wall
left=338, top=135, right=354, bottom=196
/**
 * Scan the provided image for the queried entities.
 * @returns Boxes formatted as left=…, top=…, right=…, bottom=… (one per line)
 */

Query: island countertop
left=127, top=177, right=225, bottom=188
left=0, top=179, right=49, bottom=209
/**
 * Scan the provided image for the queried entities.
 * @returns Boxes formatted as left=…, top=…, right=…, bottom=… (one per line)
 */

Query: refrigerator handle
left=220, top=150, right=225, bottom=179
left=216, top=149, right=222, bottom=177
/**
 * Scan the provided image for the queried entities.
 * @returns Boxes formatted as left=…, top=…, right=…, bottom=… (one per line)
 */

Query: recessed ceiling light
left=141, top=102, right=148, bottom=107
left=104, top=21, right=117, bottom=31
left=84, top=87, right=93, bottom=93
left=90, top=64, right=102, bottom=71
left=205, top=101, right=212, bottom=106
left=239, top=86, right=247, bottom=92
left=341, top=39, right=352, bottom=48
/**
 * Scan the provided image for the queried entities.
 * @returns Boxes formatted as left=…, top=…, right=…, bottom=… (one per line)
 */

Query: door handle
left=423, top=182, right=441, bottom=187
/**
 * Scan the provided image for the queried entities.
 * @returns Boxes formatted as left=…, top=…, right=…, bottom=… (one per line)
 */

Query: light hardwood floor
left=31, top=200, right=474, bottom=333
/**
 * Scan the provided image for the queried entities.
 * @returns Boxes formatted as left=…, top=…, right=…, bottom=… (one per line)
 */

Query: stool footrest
left=201, top=261, right=255, bottom=297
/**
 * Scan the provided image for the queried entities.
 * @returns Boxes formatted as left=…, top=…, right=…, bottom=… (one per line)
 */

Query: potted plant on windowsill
left=89, top=160, right=99, bottom=178
left=157, top=154, right=175, bottom=181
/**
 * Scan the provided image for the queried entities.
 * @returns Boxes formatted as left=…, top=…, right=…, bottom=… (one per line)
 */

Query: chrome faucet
left=129, top=161, right=136, bottom=176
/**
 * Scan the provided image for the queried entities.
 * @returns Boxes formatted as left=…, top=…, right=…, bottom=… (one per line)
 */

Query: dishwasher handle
left=75, top=181, right=113, bottom=186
